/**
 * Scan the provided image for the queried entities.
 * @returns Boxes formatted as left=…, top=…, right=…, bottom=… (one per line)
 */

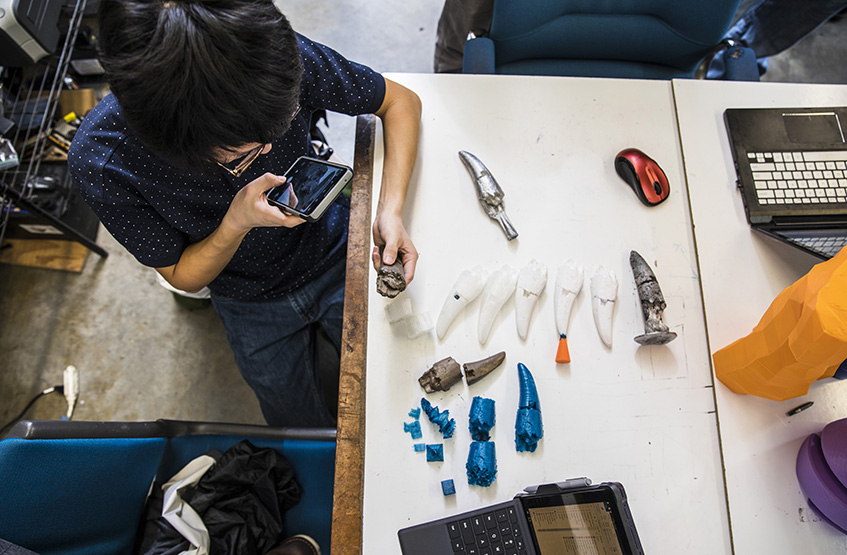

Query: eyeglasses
left=216, top=104, right=301, bottom=178
left=217, top=144, right=264, bottom=177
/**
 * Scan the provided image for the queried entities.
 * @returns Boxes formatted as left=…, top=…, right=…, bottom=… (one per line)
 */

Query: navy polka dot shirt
left=69, top=34, right=385, bottom=301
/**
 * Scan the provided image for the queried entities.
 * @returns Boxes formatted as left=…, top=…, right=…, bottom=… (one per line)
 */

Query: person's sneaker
left=266, top=534, right=321, bottom=555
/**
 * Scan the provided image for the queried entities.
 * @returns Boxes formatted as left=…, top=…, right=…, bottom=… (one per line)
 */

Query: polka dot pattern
left=69, top=34, right=386, bottom=301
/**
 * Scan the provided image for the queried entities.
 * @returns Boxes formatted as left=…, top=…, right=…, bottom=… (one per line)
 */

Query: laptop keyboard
left=447, top=507, right=528, bottom=555
left=780, top=228, right=847, bottom=259
left=748, top=150, right=847, bottom=205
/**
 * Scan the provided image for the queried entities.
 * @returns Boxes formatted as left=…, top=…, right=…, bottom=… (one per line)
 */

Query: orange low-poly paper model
left=712, top=247, right=847, bottom=401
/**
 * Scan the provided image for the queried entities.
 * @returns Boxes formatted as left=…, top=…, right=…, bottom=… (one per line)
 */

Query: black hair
left=98, top=0, right=302, bottom=173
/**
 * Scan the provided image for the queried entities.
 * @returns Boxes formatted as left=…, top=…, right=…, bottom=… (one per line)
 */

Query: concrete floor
left=1, top=1, right=846, bottom=431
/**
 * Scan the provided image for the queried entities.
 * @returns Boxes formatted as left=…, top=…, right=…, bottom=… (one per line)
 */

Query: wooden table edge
left=331, top=114, right=374, bottom=555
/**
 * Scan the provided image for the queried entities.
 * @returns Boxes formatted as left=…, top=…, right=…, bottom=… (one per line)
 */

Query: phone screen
left=267, top=157, right=350, bottom=214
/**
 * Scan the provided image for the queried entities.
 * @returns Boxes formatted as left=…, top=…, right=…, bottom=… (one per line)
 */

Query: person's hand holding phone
left=224, top=172, right=306, bottom=233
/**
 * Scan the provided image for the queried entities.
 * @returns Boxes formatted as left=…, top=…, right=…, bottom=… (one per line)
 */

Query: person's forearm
left=376, top=79, right=422, bottom=217
left=157, top=215, right=248, bottom=293
left=157, top=172, right=303, bottom=293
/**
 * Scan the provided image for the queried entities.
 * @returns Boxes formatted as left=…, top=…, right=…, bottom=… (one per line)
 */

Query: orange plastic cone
left=556, top=334, right=571, bottom=364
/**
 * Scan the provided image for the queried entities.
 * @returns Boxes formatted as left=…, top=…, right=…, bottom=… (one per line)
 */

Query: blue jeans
left=707, top=0, right=846, bottom=78
left=211, top=257, right=345, bottom=427
left=709, top=0, right=847, bottom=78
left=728, top=0, right=847, bottom=58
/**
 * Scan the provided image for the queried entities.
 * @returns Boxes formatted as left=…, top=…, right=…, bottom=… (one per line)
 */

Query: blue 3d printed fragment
left=404, top=420, right=422, bottom=440
left=409, top=407, right=421, bottom=419
left=468, top=396, right=496, bottom=441
left=515, top=362, right=543, bottom=452
left=466, top=440, right=497, bottom=486
left=414, top=443, right=425, bottom=452
left=426, top=443, right=444, bottom=462
left=441, top=479, right=456, bottom=496
left=421, top=397, right=456, bottom=439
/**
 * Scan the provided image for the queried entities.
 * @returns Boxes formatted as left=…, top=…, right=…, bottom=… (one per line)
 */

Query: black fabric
left=136, top=440, right=302, bottom=555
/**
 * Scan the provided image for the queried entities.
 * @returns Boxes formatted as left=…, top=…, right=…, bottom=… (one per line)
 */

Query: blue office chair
left=0, top=420, right=336, bottom=555
left=462, top=0, right=759, bottom=80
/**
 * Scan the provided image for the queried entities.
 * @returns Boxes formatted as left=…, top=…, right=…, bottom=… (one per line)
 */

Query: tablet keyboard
left=748, top=150, right=847, bottom=205
left=446, top=507, right=528, bottom=555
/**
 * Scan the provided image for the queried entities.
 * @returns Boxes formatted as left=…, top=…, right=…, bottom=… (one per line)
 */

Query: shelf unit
left=0, top=0, right=107, bottom=259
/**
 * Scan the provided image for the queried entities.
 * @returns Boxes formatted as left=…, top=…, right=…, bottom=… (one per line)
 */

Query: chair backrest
left=0, top=435, right=167, bottom=555
left=481, top=0, right=742, bottom=78
left=0, top=420, right=336, bottom=555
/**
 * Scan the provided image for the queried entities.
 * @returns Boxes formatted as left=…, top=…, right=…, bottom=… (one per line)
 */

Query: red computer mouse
left=614, top=148, right=670, bottom=206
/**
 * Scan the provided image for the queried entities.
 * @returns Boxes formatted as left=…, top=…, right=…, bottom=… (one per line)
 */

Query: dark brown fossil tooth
left=463, top=351, right=506, bottom=386
left=419, top=356, right=463, bottom=393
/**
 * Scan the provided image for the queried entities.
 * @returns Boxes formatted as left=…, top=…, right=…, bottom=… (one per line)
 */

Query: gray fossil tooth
left=459, top=150, right=518, bottom=240
left=463, top=351, right=506, bottom=386
left=419, top=356, right=463, bottom=393
left=376, top=245, right=406, bottom=298
left=630, top=250, right=677, bottom=345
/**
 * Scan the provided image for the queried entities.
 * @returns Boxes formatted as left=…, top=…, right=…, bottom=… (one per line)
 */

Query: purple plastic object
left=796, top=433, right=847, bottom=533
left=808, top=499, right=847, bottom=534
left=821, top=417, right=847, bottom=487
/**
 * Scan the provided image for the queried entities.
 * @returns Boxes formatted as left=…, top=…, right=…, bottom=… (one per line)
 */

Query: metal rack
left=0, top=0, right=107, bottom=258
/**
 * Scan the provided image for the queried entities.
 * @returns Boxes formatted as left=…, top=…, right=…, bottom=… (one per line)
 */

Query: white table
left=361, top=74, right=730, bottom=554
left=674, top=79, right=847, bottom=554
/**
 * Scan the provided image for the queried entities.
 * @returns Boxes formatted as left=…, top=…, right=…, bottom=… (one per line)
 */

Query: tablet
left=398, top=478, right=644, bottom=555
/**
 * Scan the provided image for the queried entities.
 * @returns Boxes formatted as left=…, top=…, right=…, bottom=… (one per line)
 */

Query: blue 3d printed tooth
left=466, top=440, right=497, bottom=486
left=468, top=396, right=496, bottom=441
left=515, top=362, right=543, bottom=452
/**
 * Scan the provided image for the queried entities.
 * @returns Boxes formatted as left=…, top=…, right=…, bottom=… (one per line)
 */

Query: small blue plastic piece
left=414, top=443, right=426, bottom=452
left=469, top=396, right=496, bottom=441
left=409, top=407, right=422, bottom=419
left=515, top=362, right=543, bottom=452
left=421, top=398, right=456, bottom=439
left=441, top=479, right=456, bottom=496
left=404, top=421, right=422, bottom=440
left=466, top=440, right=497, bottom=486
left=426, top=443, right=444, bottom=462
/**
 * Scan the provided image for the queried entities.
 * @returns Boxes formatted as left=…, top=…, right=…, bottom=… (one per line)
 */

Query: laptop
left=397, top=478, right=644, bottom=555
left=724, top=106, right=847, bottom=260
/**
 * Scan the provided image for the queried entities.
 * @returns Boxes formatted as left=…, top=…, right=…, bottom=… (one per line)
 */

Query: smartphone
left=266, top=156, right=353, bottom=222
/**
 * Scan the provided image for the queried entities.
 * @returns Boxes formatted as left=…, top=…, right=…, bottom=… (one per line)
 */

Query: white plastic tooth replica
left=403, top=312, right=434, bottom=339
left=553, top=260, right=584, bottom=363
left=515, top=260, right=547, bottom=340
left=590, top=267, right=618, bottom=348
left=436, top=266, right=488, bottom=339
left=478, top=264, right=518, bottom=344
left=385, top=297, right=434, bottom=339
left=385, top=298, right=414, bottom=324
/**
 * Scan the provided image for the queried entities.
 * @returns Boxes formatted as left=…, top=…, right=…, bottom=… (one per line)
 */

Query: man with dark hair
left=68, top=0, right=421, bottom=427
